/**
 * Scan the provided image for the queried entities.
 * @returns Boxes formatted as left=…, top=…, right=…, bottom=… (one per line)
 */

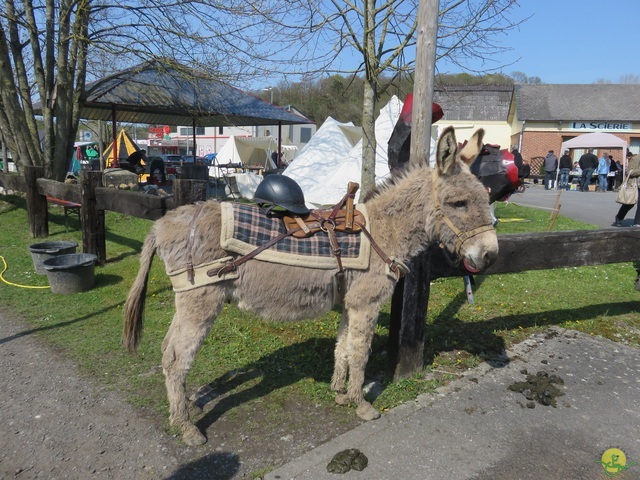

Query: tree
left=273, top=0, right=525, bottom=194
left=0, top=0, right=320, bottom=181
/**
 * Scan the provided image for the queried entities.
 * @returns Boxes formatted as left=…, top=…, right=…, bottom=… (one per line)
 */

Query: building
left=433, top=84, right=516, bottom=149
left=433, top=83, right=640, bottom=175
left=514, top=84, right=640, bottom=173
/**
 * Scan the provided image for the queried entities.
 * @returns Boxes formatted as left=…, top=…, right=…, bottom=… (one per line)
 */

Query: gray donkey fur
left=123, top=126, right=498, bottom=446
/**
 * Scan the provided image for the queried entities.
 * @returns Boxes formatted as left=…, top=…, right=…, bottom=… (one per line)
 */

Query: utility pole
left=389, top=0, right=440, bottom=379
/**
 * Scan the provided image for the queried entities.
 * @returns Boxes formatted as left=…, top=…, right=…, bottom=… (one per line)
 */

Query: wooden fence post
left=388, top=250, right=432, bottom=379
left=80, top=170, right=106, bottom=265
left=387, top=0, right=440, bottom=379
left=24, top=166, right=48, bottom=238
left=173, top=179, right=208, bottom=206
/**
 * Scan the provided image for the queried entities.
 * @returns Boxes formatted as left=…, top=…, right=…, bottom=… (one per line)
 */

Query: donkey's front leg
left=331, top=310, right=350, bottom=404
left=344, top=304, right=382, bottom=421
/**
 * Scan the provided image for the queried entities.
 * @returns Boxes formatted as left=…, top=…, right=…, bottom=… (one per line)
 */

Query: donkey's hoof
left=334, top=393, right=350, bottom=406
left=356, top=402, right=380, bottom=421
left=182, top=424, right=207, bottom=446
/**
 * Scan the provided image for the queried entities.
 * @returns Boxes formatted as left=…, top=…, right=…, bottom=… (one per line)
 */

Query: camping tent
left=212, top=136, right=297, bottom=177
left=561, top=132, right=629, bottom=160
left=103, top=129, right=143, bottom=168
left=285, top=95, right=436, bottom=208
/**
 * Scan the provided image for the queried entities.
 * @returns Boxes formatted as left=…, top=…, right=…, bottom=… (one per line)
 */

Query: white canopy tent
left=211, top=136, right=298, bottom=178
left=285, top=95, right=436, bottom=208
left=561, top=132, right=629, bottom=162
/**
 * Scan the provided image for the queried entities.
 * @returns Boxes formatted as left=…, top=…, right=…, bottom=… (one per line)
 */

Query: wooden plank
left=0, top=172, right=27, bottom=191
left=429, top=228, right=640, bottom=279
left=95, top=187, right=175, bottom=220
left=36, top=178, right=82, bottom=204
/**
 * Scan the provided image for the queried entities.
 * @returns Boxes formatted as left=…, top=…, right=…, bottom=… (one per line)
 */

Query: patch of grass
left=0, top=194, right=638, bottom=422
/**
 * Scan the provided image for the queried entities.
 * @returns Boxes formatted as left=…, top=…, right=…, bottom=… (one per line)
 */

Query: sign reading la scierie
left=569, top=122, right=632, bottom=131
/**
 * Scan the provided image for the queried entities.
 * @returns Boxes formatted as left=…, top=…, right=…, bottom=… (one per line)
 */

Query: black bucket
left=42, top=253, right=98, bottom=294
left=29, top=241, right=78, bottom=275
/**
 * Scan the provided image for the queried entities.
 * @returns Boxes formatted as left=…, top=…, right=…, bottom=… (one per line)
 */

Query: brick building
left=515, top=84, right=640, bottom=174
left=434, top=83, right=640, bottom=175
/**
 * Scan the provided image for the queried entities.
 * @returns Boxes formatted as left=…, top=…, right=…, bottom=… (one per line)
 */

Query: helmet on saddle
left=254, top=174, right=310, bottom=216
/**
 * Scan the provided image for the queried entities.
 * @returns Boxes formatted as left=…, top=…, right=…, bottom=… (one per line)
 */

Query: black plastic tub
left=42, top=253, right=97, bottom=294
left=29, top=241, right=78, bottom=275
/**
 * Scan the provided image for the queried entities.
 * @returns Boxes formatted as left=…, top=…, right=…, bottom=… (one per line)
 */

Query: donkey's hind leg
left=331, top=310, right=350, bottom=404
left=162, top=287, right=224, bottom=446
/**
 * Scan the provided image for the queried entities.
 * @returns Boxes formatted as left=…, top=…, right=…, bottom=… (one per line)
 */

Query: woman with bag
left=612, top=152, right=640, bottom=227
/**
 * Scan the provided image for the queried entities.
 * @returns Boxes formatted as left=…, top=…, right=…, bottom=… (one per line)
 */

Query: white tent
left=285, top=95, right=436, bottom=208
left=211, top=136, right=298, bottom=177
left=561, top=132, right=629, bottom=159
left=283, top=117, right=363, bottom=194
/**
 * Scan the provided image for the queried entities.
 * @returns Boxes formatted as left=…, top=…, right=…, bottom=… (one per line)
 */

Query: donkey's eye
left=450, top=200, right=467, bottom=208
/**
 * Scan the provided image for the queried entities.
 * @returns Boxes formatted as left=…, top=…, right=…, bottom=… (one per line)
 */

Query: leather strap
left=186, top=202, right=205, bottom=284
left=206, top=227, right=301, bottom=277
left=355, top=220, right=407, bottom=281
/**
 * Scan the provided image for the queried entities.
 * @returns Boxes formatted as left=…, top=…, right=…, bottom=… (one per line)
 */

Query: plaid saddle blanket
left=220, top=202, right=370, bottom=270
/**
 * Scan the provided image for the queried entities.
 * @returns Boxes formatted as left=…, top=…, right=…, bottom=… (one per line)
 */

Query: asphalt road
left=504, top=183, right=631, bottom=229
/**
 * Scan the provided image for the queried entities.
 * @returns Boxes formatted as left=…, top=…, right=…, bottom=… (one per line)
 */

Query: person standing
left=558, top=149, right=573, bottom=190
left=596, top=152, right=610, bottom=192
left=544, top=150, right=558, bottom=190
left=511, top=145, right=524, bottom=180
left=578, top=148, right=598, bottom=192
left=612, top=153, right=640, bottom=227
left=607, top=155, right=618, bottom=191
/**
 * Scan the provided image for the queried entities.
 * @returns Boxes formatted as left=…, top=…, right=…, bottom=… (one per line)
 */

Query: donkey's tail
left=123, top=226, right=158, bottom=353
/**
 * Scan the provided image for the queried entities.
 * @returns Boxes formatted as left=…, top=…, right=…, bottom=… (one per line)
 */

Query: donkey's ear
left=459, top=128, right=485, bottom=165
left=436, top=126, right=458, bottom=176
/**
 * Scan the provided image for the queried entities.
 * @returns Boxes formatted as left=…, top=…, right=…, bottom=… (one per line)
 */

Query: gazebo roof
left=80, top=60, right=312, bottom=127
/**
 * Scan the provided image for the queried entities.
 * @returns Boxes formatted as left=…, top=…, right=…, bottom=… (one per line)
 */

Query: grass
left=1, top=193, right=639, bottom=424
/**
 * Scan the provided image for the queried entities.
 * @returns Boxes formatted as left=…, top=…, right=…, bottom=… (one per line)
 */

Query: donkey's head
left=431, top=126, right=498, bottom=273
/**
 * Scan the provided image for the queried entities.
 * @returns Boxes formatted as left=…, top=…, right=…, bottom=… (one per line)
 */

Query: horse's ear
left=459, top=129, right=485, bottom=165
left=436, top=126, right=458, bottom=176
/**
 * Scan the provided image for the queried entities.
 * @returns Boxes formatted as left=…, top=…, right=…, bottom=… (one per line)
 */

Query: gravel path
left=0, top=311, right=193, bottom=480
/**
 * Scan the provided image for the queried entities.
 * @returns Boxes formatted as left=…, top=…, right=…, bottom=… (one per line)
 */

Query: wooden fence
left=2, top=167, right=640, bottom=379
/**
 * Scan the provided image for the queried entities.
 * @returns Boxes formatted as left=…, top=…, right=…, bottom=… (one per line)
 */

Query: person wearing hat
left=558, top=149, right=573, bottom=190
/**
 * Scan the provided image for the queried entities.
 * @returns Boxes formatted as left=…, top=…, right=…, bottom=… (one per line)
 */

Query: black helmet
left=254, top=174, right=310, bottom=216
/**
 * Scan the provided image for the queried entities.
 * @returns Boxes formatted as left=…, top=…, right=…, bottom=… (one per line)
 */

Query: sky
left=439, top=0, right=640, bottom=84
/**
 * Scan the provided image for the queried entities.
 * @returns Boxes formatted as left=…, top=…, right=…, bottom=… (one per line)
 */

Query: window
left=300, top=127, right=312, bottom=144
left=179, top=127, right=205, bottom=136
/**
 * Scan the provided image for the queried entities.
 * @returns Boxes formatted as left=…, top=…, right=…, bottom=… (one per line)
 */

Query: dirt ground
left=0, top=309, right=362, bottom=480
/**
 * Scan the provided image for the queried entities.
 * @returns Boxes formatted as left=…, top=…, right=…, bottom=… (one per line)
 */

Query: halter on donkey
left=123, top=126, right=499, bottom=446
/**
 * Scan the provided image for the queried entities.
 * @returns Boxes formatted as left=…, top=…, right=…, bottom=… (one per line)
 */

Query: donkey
left=123, top=126, right=498, bottom=446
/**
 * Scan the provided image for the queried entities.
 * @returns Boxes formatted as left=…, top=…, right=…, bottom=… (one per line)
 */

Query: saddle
left=206, top=181, right=407, bottom=284
left=283, top=182, right=365, bottom=238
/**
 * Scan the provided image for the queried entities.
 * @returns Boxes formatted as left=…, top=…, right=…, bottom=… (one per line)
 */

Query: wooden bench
left=46, top=196, right=81, bottom=232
